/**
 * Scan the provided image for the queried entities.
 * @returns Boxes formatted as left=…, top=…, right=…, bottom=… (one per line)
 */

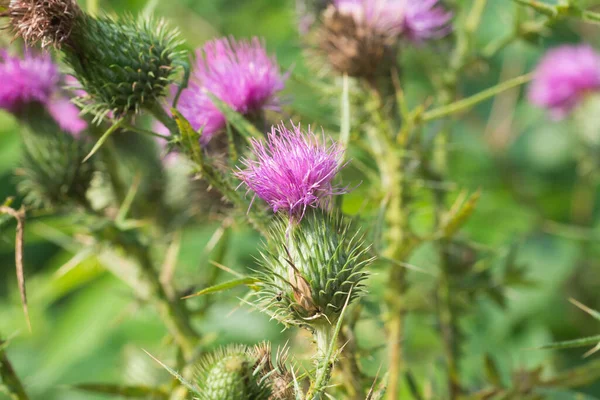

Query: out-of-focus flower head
left=176, top=37, right=286, bottom=144
left=331, top=0, right=452, bottom=41
left=529, top=45, right=600, bottom=119
left=236, top=122, right=345, bottom=220
left=0, top=49, right=86, bottom=135
left=402, top=0, right=453, bottom=42
left=319, top=0, right=451, bottom=78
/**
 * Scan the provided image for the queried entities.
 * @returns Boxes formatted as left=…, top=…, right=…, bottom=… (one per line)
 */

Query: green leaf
left=538, top=335, right=600, bottom=350
left=72, top=383, right=168, bottom=398
left=182, top=278, right=260, bottom=299
left=206, top=93, right=263, bottom=141
left=83, top=119, right=125, bottom=163
left=443, top=190, right=481, bottom=237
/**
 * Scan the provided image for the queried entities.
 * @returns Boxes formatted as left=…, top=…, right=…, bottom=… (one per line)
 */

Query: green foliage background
left=1, top=0, right=600, bottom=399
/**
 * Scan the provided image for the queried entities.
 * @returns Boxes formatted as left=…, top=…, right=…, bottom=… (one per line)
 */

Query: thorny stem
left=87, top=135, right=200, bottom=399
left=366, top=89, right=410, bottom=400
left=0, top=338, right=29, bottom=400
left=338, top=308, right=364, bottom=399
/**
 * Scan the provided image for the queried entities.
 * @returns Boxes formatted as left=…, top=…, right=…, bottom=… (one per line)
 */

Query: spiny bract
left=255, top=208, right=371, bottom=328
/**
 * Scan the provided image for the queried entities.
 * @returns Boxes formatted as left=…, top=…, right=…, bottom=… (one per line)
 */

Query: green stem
left=422, top=73, right=532, bottom=122
left=148, top=103, right=179, bottom=136
left=0, top=339, right=29, bottom=400
left=127, top=241, right=200, bottom=360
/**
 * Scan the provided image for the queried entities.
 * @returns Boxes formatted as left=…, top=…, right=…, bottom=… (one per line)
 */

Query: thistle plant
left=4, top=2, right=600, bottom=400
left=3, top=0, right=182, bottom=120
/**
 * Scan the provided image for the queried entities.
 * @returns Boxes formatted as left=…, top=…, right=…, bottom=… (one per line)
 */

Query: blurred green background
left=1, top=0, right=600, bottom=399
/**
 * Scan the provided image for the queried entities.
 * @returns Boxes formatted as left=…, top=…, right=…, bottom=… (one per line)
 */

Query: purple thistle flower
left=332, top=0, right=451, bottom=41
left=403, top=0, right=453, bottom=42
left=0, top=49, right=86, bottom=136
left=176, top=37, right=286, bottom=144
left=528, top=45, right=600, bottom=119
left=236, top=122, right=345, bottom=219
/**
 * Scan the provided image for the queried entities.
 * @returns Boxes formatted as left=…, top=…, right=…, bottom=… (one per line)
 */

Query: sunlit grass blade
left=72, top=383, right=168, bottom=398
left=181, top=277, right=260, bottom=299
left=143, top=350, right=201, bottom=396
left=570, top=298, right=600, bottom=322
left=537, top=335, right=600, bottom=351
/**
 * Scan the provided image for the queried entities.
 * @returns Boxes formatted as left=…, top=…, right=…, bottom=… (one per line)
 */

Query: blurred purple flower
left=236, top=122, right=345, bottom=219
left=176, top=37, right=286, bottom=144
left=332, top=0, right=451, bottom=41
left=529, top=45, right=600, bottom=119
left=403, top=0, right=453, bottom=42
left=0, top=49, right=86, bottom=136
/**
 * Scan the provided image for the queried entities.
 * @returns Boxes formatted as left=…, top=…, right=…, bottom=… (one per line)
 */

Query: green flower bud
left=17, top=114, right=96, bottom=209
left=4, top=0, right=182, bottom=120
left=255, top=209, right=371, bottom=329
left=195, top=345, right=271, bottom=400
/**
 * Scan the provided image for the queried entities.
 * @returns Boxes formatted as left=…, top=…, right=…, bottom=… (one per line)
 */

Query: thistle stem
left=421, top=73, right=532, bottom=122
left=0, top=338, right=29, bottom=400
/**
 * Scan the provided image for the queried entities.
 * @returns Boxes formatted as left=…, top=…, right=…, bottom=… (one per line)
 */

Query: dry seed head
left=2, top=0, right=82, bottom=47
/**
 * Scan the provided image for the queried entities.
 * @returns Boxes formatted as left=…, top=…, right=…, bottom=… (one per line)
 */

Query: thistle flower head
left=177, top=37, right=286, bottom=143
left=528, top=45, right=600, bottom=119
left=236, top=122, right=345, bottom=219
left=1, top=0, right=82, bottom=47
left=0, top=49, right=86, bottom=135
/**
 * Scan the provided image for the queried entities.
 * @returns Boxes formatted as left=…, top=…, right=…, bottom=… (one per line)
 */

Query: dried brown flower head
left=317, top=4, right=398, bottom=79
left=1, top=0, right=82, bottom=47
left=252, top=342, right=295, bottom=400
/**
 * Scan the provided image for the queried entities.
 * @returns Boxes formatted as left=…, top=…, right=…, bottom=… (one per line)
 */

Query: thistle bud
left=195, top=345, right=271, bottom=400
left=17, top=113, right=95, bottom=208
left=255, top=209, right=371, bottom=329
left=3, top=0, right=182, bottom=119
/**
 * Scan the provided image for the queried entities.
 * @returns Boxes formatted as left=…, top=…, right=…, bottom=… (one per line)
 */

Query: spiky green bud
left=255, top=209, right=371, bottom=329
left=64, top=15, right=181, bottom=120
left=195, top=345, right=271, bottom=400
left=17, top=114, right=95, bottom=209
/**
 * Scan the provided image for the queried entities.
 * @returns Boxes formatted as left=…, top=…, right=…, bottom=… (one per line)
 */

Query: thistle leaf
left=207, top=92, right=263, bottom=141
